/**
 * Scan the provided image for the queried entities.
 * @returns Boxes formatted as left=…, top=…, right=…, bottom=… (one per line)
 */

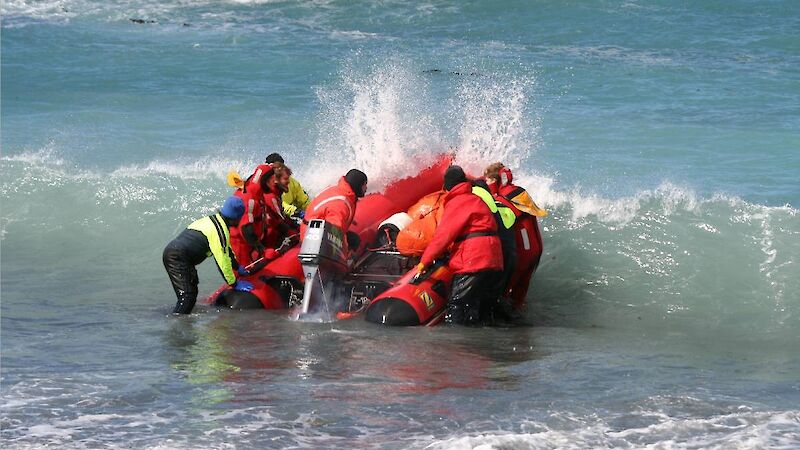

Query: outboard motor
left=297, top=219, right=349, bottom=316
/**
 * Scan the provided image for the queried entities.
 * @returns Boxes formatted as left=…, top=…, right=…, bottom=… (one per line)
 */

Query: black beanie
left=443, top=165, right=467, bottom=191
left=345, top=169, right=368, bottom=198
left=265, top=153, right=284, bottom=164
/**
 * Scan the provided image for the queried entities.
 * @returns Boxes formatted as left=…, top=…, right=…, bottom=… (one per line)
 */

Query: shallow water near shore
left=2, top=0, right=799, bottom=448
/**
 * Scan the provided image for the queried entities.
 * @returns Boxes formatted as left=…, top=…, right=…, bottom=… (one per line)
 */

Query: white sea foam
left=111, top=156, right=254, bottom=181
left=1, top=0, right=77, bottom=24
left=513, top=170, right=798, bottom=227
left=4, top=412, right=175, bottom=448
left=1, top=149, right=253, bottom=184
left=0, top=0, right=272, bottom=26
left=329, top=30, right=382, bottom=40
left=0, top=144, right=66, bottom=167
left=225, top=0, right=283, bottom=4
left=544, top=44, right=675, bottom=67
left=425, top=410, right=800, bottom=450
left=0, top=149, right=101, bottom=197
left=1, top=0, right=363, bottom=30
left=512, top=172, right=699, bottom=225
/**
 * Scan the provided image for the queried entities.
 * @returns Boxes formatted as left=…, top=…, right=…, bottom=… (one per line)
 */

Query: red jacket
left=238, top=188, right=266, bottom=234
left=420, top=181, right=503, bottom=273
left=301, top=177, right=357, bottom=237
left=262, top=189, right=288, bottom=248
left=231, top=164, right=288, bottom=264
left=238, top=163, right=273, bottom=237
left=230, top=183, right=267, bottom=265
left=498, top=183, right=521, bottom=200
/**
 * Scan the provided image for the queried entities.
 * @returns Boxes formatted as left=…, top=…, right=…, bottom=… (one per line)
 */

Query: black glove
left=346, top=231, right=361, bottom=250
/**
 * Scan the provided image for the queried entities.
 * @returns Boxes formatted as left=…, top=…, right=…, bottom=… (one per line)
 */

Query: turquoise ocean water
left=2, top=1, right=799, bottom=448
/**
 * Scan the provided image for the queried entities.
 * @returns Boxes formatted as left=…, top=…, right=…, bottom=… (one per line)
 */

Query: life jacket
left=419, top=181, right=503, bottom=274
left=237, top=187, right=267, bottom=234
left=262, top=187, right=294, bottom=248
left=240, top=164, right=274, bottom=236
left=230, top=187, right=268, bottom=265
left=472, top=185, right=516, bottom=230
left=186, top=213, right=237, bottom=285
left=473, top=184, right=518, bottom=288
left=498, top=183, right=548, bottom=217
left=229, top=164, right=275, bottom=264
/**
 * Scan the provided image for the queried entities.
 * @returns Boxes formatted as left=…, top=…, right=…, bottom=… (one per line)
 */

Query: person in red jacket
left=301, top=168, right=367, bottom=252
left=417, top=165, right=504, bottom=325
left=259, top=162, right=299, bottom=251
left=230, top=165, right=269, bottom=266
left=231, top=162, right=295, bottom=266
left=484, top=162, right=546, bottom=310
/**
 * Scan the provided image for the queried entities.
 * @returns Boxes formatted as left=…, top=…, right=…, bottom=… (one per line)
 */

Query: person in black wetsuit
left=163, top=196, right=253, bottom=314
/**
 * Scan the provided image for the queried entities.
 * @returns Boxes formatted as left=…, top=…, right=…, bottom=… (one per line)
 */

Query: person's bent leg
left=163, top=246, right=200, bottom=314
left=499, top=230, right=517, bottom=297
left=474, top=270, right=505, bottom=325
left=510, top=264, right=535, bottom=311
left=445, top=273, right=483, bottom=326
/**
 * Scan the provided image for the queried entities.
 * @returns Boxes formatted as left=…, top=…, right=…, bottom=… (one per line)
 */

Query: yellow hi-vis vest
left=472, top=186, right=515, bottom=229
left=187, top=213, right=236, bottom=285
left=282, top=177, right=311, bottom=216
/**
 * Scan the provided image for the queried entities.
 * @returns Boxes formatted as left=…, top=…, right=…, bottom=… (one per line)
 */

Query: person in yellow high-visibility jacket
left=162, top=196, right=254, bottom=314
left=265, top=153, right=311, bottom=217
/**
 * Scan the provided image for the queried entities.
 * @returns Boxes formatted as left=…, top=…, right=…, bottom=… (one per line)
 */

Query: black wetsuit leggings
left=163, top=247, right=199, bottom=314
left=498, top=227, right=517, bottom=296
left=445, top=270, right=502, bottom=326
left=163, top=229, right=212, bottom=314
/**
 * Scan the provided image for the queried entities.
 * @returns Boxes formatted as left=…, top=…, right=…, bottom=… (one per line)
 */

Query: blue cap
left=220, top=196, right=245, bottom=220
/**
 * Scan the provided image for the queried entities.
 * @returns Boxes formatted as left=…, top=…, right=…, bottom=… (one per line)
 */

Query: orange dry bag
left=396, top=191, right=446, bottom=256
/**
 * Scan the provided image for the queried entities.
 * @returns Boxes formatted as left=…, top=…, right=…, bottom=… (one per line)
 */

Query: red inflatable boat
left=210, top=155, right=544, bottom=326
